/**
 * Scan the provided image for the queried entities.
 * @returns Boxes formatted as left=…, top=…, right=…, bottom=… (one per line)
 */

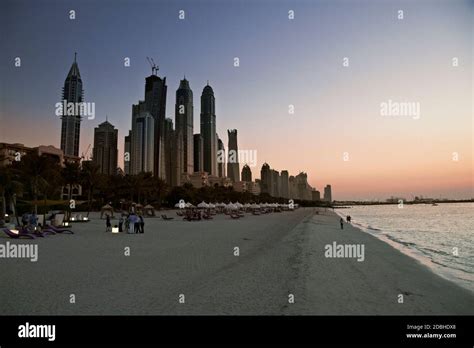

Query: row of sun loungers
left=1, top=225, right=73, bottom=239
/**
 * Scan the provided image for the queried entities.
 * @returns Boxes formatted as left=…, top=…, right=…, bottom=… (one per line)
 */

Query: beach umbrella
left=197, top=201, right=209, bottom=209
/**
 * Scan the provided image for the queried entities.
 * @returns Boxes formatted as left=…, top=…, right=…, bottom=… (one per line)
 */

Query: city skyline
left=1, top=0, right=472, bottom=200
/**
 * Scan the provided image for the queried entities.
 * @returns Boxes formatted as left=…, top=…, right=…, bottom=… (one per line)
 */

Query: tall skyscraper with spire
left=200, top=82, right=217, bottom=176
left=175, top=77, right=194, bottom=174
left=144, top=66, right=167, bottom=179
left=60, top=53, right=83, bottom=157
left=227, top=129, right=240, bottom=182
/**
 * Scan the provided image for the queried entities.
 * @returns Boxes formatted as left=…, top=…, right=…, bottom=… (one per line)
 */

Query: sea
left=336, top=203, right=473, bottom=291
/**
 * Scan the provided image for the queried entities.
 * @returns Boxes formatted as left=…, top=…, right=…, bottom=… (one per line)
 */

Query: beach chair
left=161, top=215, right=174, bottom=220
left=43, top=225, right=74, bottom=234
left=1, top=228, right=36, bottom=239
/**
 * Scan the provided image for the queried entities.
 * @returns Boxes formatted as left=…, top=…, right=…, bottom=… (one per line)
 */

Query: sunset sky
left=1, top=0, right=472, bottom=200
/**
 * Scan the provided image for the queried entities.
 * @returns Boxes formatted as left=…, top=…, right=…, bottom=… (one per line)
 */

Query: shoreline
left=333, top=207, right=474, bottom=292
left=292, top=209, right=474, bottom=315
left=0, top=208, right=473, bottom=315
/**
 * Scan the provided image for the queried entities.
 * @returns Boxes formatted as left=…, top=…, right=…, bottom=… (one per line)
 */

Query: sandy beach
left=0, top=208, right=473, bottom=315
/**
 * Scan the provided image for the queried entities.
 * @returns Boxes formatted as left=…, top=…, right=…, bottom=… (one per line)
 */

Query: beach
left=0, top=208, right=473, bottom=315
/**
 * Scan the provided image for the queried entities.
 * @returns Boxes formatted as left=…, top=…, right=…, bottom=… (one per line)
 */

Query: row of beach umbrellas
left=174, top=201, right=296, bottom=210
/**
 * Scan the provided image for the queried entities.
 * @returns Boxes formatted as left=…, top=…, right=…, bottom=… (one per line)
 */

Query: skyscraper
left=260, top=163, right=272, bottom=195
left=92, top=118, right=118, bottom=175
left=60, top=53, right=83, bottom=157
left=217, top=137, right=225, bottom=178
left=324, top=185, right=332, bottom=202
left=193, top=134, right=204, bottom=172
left=200, top=83, right=217, bottom=176
left=164, top=118, right=182, bottom=187
left=271, top=169, right=280, bottom=197
left=312, top=189, right=321, bottom=201
left=130, top=101, right=154, bottom=174
left=227, top=129, right=240, bottom=182
left=175, top=77, right=194, bottom=174
left=241, top=164, right=252, bottom=182
left=144, top=71, right=167, bottom=179
left=296, top=172, right=311, bottom=200
left=280, top=170, right=289, bottom=199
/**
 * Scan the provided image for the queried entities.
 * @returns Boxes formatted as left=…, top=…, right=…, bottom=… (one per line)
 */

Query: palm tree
left=0, top=164, right=22, bottom=224
left=80, top=161, right=100, bottom=217
left=62, top=161, right=80, bottom=219
left=14, top=152, right=59, bottom=214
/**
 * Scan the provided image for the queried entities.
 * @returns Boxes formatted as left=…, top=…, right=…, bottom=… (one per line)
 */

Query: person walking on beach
left=106, top=215, right=111, bottom=232
left=340, top=218, right=344, bottom=230
left=139, top=215, right=144, bottom=234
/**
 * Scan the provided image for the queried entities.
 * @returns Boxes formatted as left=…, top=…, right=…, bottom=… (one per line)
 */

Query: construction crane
left=146, top=57, right=159, bottom=75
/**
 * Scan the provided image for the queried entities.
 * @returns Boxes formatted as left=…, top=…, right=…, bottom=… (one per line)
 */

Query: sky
left=0, top=0, right=472, bottom=200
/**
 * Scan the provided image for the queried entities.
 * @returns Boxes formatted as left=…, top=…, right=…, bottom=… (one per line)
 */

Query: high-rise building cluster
left=259, top=163, right=332, bottom=202
left=121, top=66, right=236, bottom=188
left=56, top=56, right=332, bottom=201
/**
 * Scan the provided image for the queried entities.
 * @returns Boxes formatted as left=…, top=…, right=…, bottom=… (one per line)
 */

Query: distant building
left=217, top=136, right=225, bottom=178
left=249, top=181, right=261, bottom=195
left=193, top=134, right=204, bottom=172
left=233, top=181, right=249, bottom=193
left=296, top=172, right=312, bottom=200
left=324, top=185, right=332, bottom=202
left=289, top=175, right=297, bottom=199
left=0, top=143, right=80, bottom=168
left=227, top=129, right=240, bottom=182
left=200, top=83, right=217, bottom=176
left=271, top=169, right=280, bottom=197
left=280, top=170, right=289, bottom=199
left=60, top=54, right=83, bottom=157
left=188, top=171, right=209, bottom=188
left=312, top=189, right=321, bottom=201
left=175, top=77, right=194, bottom=174
left=260, top=163, right=272, bottom=195
left=92, top=119, right=118, bottom=175
left=130, top=101, right=154, bottom=174
left=241, top=164, right=252, bottom=182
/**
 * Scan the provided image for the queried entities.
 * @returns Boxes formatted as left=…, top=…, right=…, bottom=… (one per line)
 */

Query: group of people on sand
left=105, top=213, right=145, bottom=234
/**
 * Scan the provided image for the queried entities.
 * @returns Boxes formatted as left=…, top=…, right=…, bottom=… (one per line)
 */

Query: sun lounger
left=43, top=225, right=74, bottom=234
left=161, top=215, right=174, bottom=220
left=2, top=228, right=36, bottom=239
